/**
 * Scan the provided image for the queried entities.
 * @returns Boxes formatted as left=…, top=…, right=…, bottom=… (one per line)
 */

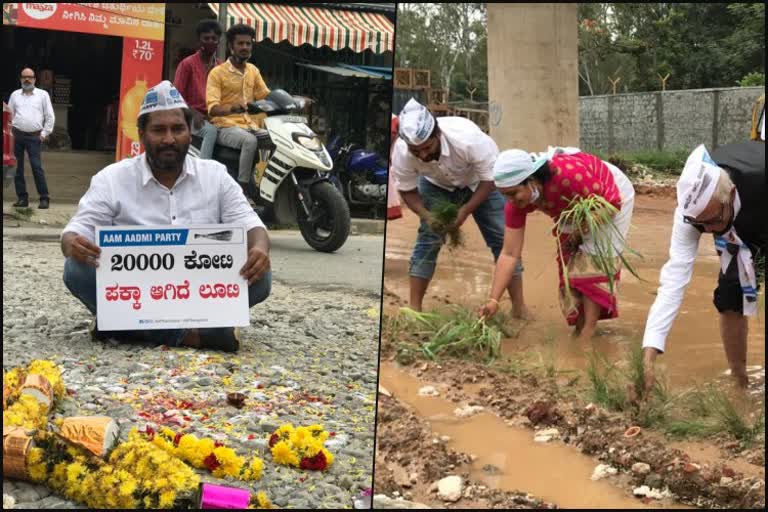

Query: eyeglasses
left=683, top=203, right=726, bottom=228
left=20, top=76, right=35, bottom=79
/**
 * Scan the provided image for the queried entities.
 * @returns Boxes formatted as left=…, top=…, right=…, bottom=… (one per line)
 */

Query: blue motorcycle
left=327, top=135, right=388, bottom=208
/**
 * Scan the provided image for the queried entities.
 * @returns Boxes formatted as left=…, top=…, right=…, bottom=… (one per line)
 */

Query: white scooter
left=188, top=90, right=350, bottom=253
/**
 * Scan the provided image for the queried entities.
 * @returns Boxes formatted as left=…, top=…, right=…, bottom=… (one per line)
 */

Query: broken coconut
left=59, top=416, right=119, bottom=458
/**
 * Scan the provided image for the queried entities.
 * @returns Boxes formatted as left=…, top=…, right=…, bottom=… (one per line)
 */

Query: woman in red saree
left=480, top=147, right=635, bottom=340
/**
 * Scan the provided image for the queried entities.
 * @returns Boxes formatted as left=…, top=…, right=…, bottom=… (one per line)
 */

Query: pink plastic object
left=199, top=483, right=251, bottom=509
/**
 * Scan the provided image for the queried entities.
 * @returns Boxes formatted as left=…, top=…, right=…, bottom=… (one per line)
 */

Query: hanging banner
left=15, top=3, right=164, bottom=40
left=116, top=37, right=164, bottom=161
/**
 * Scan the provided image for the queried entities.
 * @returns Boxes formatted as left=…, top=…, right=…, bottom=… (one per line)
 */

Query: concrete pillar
left=487, top=3, right=579, bottom=152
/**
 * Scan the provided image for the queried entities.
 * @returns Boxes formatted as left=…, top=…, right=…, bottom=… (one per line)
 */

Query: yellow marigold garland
left=249, top=491, right=274, bottom=509
left=3, top=360, right=64, bottom=429
left=268, top=424, right=335, bottom=470
left=3, top=367, right=25, bottom=407
left=3, top=394, right=48, bottom=429
left=4, top=361, right=274, bottom=509
left=139, top=426, right=264, bottom=481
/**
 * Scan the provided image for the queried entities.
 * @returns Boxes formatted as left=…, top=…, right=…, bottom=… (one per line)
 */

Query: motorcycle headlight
left=294, top=134, right=323, bottom=151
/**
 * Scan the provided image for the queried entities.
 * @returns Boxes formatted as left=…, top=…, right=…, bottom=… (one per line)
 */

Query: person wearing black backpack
left=642, top=140, right=765, bottom=394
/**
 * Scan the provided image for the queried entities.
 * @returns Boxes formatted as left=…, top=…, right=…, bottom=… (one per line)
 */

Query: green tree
left=394, top=3, right=487, bottom=102
left=593, top=3, right=765, bottom=92
left=398, top=3, right=765, bottom=97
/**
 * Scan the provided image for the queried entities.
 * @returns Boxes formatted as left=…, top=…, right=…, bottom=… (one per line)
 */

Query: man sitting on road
left=642, top=141, right=765, bottom=393
left=206, top=23, right=271, bottom=197
left=391, top=98, right=527, bottom=315
left=61, top=81, right=271, bottom=352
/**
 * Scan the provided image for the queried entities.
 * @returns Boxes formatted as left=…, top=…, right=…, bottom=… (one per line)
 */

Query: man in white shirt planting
left=642, top=141, right=765, bottom=393
left=60, top=81, right=271, bottom=352
left=8, top=67, right=55, bottom=209
left=391, top=98, right=526, bottom=315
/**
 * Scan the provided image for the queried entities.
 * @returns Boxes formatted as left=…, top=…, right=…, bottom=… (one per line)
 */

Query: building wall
left=487, top=3, right=579, bottom=152
left=163, top=3, right=207, bottom=82
left=579, top=86, right=764, bottom=153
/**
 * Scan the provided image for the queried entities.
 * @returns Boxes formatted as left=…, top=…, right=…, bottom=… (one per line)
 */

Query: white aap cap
left=398, top=98, right=435, bottom=146
left=138, top=80, right=189, bottom=119
left=493, top=149, right=547, bottom=188
left=677, top=144, right=721, bottom=218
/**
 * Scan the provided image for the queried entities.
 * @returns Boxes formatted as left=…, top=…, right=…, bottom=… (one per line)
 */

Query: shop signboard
left=15, top=3, right=164, bottom=40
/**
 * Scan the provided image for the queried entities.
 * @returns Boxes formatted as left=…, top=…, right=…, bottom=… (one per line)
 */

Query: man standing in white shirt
left=391, top=98, right=526, bottom=314
left=60, top=81, right=271, bottom=352
left=642, top=141, right=765, bottom=393
left=8, top=68, right=55, bottom=209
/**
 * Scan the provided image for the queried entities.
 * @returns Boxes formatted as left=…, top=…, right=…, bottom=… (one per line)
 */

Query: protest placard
left=95, top=225, right=249, bottom=331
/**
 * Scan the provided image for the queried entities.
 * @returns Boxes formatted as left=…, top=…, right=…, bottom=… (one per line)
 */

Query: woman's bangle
left=488, top=298, right=499, bottom=305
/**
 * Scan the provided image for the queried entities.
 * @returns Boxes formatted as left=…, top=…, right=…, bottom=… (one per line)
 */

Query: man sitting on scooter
left=173, top=19, right=223, bottom=160
left=206, top=23, right=271, bottom=197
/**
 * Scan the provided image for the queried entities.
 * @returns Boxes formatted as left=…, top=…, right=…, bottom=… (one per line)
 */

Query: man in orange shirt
left=207, top=24, right=271, bottom=195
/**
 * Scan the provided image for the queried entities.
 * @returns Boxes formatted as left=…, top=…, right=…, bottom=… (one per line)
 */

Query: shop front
left=2, top=3, right=165, bottom=161
left=162, top=2, right=395, bottom=155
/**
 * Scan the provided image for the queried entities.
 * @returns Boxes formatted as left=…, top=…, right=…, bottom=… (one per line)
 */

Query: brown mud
left=383, top=193, right=765, bottom=396
left=377, top=192, right=765, bottom=509
left=375, top=389, right=559, bottom=509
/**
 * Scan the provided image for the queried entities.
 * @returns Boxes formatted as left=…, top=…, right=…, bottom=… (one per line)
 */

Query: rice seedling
left=397, top=307, right=444, bottom=333
left=554, top=195, right=643, bottom=298
left=664, top=419, right=717, bottom=438
left=429, top=199, right=463, bottom=248
left=664, top=385, right=765, bottom=444
left=491, top=356, right=529, bottom=378
left=396, top=306, right=505, bottom=364
left=535, top=330, right=559, bottom=379
left=423, top=316, right=501, bottom=363
left=708, top=392, right=765, bottom=445
left=584, top=345, right=669, bottom=419
left=585, top=350, right=627, bottom=411
left=626, top=344, right=669, bottom=404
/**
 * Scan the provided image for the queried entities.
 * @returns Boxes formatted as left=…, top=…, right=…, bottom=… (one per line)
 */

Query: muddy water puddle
left=384, top=195, right=765, bottom=397
left=380, top=362, right=689, bottom=509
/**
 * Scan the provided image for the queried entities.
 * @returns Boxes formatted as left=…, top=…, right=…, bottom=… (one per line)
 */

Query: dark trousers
left=13, top=130, right=50, bottom=201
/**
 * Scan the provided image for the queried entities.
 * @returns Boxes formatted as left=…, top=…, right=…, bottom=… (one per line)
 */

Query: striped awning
left=208, top=3, right=394, bottom=54
left=296, top=62, right=392, bottom=80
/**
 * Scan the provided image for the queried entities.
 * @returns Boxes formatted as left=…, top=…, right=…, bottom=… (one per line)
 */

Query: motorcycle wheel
left=297, top=181, right=351, bottom=253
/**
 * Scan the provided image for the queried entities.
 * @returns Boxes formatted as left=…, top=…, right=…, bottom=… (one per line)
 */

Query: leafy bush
left=737, top=72, right=765, bottom=87
left=593, top=149, right=690, bottom=175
